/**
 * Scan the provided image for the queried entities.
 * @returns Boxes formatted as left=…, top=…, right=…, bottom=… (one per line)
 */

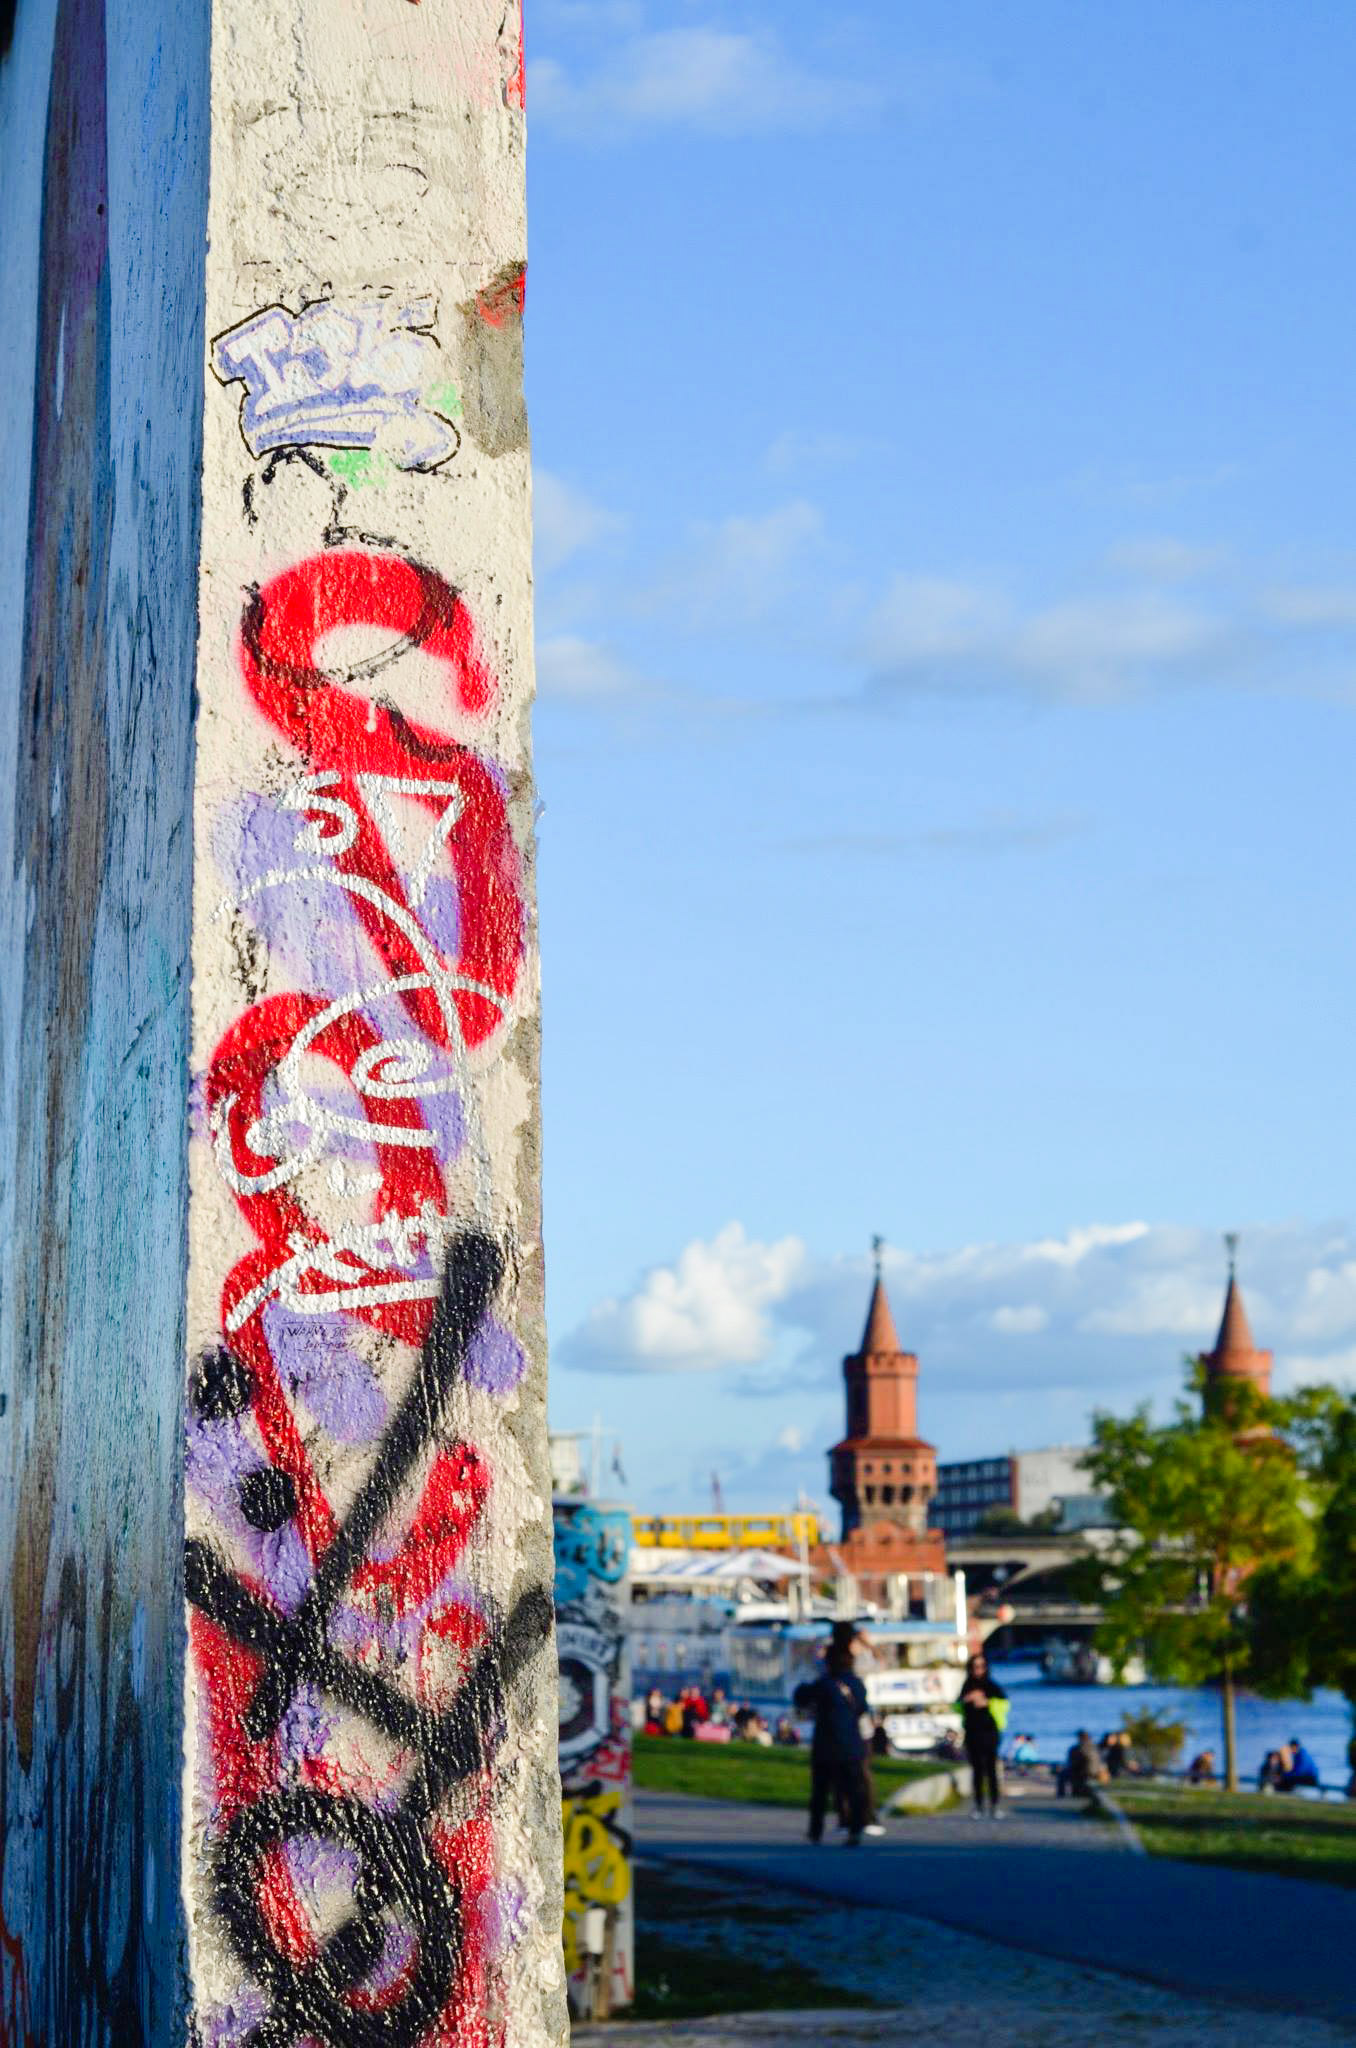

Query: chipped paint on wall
left=0, top=0, right=209, bottom=2035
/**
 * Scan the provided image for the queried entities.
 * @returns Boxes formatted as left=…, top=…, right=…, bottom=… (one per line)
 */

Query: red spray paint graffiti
left=188, top=550, right=542, bottom=2047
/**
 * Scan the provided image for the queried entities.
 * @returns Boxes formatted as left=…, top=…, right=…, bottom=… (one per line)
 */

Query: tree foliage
left=1248, top=1389, right=1356, bottom=1708
left=1075, top=1363, right=1315, bottom=1786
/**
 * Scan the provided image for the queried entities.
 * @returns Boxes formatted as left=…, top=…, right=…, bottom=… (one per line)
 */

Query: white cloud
left=529, top=27, right=881, bottom=138
left=564, top=1219, right=1356, bottom=1423
left=563, top=1222, right=806, bottom=1373
left=1079, top=1274, right=1224, bottom=1338
left=649, top=499, right=825, bottom=627
left=534, top=470, right=622, bottom=572
left=991, top=1304, right=1049, bottom=1335
left=776, top=1424, right=804, bottom=1454
left=863, top=544, right=1356, bottom=708
left=536, top=633, right=635, bottom=698
left=865, top=573, right=1228, bottom=703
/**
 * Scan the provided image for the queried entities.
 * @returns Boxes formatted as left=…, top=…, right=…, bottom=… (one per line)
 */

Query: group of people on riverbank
left=640, top=1685, right=800, bottom=1747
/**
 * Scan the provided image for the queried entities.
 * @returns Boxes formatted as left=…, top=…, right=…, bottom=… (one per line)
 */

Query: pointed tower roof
left=1203, top=1235, right=1272, bottom=1397
left=859, top=1276, right=902, bottom=1357
left=1213, top=1275, right=1257, bottom=1359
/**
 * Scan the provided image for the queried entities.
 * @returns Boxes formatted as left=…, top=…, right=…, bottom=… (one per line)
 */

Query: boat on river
left=1040, top=1637, right=1146, bottom=1686
left=629, top=1567, right=971, bottom=1753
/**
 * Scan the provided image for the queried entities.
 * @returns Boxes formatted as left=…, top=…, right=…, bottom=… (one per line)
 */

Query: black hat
left=829, top=1619, right=858, bottom=1649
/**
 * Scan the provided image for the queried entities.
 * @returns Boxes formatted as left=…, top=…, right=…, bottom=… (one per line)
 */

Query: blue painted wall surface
left=0, top=1, right=209, bottom=2039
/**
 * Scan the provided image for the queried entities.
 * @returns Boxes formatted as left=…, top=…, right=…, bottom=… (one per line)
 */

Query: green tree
left=1248, top=1390, right=1356, bottom=1724
left=1078, top=1365, right=1313, bottom=1791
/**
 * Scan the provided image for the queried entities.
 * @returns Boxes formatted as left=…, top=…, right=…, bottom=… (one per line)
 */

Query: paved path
left=636, top=1786, right=1356, bottom=2026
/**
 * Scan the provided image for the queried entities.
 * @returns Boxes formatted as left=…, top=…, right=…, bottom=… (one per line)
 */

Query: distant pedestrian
left=955, top=1651, right=1007, bottom=1818
left=794, top=1628, right=872, bottom=1846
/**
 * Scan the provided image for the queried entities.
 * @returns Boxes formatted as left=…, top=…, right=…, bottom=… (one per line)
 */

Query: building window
left=864, top=1485, right=876, bottom=1505
left=881, top=1485, right=895, bottom=1506
left=901, top=1485, right=913, bottom=1503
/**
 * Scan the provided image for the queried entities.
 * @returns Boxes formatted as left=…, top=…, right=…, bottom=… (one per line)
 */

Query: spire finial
left=871, top=1233, right=885, bottom=1280
left=1224, top=1231, right=1239, bottom=1279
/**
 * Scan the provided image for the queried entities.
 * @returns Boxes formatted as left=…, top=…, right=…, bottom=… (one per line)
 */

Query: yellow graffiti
left=561, top=1789, right=631, bottom=1974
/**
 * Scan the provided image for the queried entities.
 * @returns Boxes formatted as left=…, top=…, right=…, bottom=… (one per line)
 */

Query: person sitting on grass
left=1258, top=1748, right=1285, bottom=1792
left=1059, top=1729, right=1106, bottom=1799
left=1185, top=1748, right=1216, bottom=1784
left=1007, top=1731, right=1038, bottom=1774
left=1279, top=1737, right=1320, bottom=1791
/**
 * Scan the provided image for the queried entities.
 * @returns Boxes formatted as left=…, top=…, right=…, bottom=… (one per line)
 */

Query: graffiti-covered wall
left=0, top=0, right=209, bottom=2038
left=554, top=1501, right=633, bottom=2014
left=183, top=4, right=564, bottom=2045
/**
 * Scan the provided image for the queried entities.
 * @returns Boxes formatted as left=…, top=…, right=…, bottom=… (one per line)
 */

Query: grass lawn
left=633, top=1731, right=943, bottom=1807
left=1115, top=1787, right=1356, bottom=1890
left=630, top=1862, right=877, bottom=2019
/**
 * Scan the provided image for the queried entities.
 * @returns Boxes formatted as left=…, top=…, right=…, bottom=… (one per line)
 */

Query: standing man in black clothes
left=955, top=1650, right=1007, bottom=1818
left=794, top=1621, right=872, bottom=1846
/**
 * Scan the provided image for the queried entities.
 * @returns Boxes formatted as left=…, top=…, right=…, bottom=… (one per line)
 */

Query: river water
left=990, top=1661, right=1353, bottom=1785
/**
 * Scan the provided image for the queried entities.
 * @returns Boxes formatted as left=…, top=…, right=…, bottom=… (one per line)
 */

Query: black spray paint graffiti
left=185, top=1231, right=552, bottom=2048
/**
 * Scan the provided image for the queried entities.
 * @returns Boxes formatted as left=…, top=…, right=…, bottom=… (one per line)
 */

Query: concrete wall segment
left=186, top=3, right=563, bottom=2043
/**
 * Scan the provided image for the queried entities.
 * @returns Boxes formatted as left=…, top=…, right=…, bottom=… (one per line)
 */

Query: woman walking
left=955, top=1650, right=1007, bottom=1818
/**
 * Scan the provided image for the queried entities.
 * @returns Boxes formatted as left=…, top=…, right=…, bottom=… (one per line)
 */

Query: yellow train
left=630, top=1511, right=820, bottom=1551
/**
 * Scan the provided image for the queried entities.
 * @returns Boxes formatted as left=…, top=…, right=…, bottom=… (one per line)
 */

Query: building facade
left=934, top=1445, right=1093, bottom=1538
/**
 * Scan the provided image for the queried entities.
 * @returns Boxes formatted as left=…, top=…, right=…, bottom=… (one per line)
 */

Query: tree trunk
left=1222, top=1657, right=1238, bottom=1792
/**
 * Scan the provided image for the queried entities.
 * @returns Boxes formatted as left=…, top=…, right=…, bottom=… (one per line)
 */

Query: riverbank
left=632, top=1733, right=938, bottom=1807
left=1111, top=1785, right=1356, bottom=1889
left=990, top=1661, right=1354, bottom=1783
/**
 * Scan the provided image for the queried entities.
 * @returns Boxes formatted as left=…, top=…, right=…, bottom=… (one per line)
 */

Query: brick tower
left=827, top=1244, right=941, bottom=1571
left=1202, top=1233, right=1273, bottom=1399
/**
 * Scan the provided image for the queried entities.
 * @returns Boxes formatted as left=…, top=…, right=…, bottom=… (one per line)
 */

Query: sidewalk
left=582, top=1789, right=1356, bottom=2044
left=633, top=1785, right=1356, bottom=2023
left=575, top=1858, right=1354, bottom=2045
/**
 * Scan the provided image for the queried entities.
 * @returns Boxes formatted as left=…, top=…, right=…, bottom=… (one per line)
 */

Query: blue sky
left=525, top=0, right=1356, bottom=1515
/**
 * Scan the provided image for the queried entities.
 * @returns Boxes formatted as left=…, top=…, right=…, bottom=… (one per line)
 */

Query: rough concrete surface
left=184, top=2, right=563, bottom=2042
left=2, top=0, right=561, bottom=2041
